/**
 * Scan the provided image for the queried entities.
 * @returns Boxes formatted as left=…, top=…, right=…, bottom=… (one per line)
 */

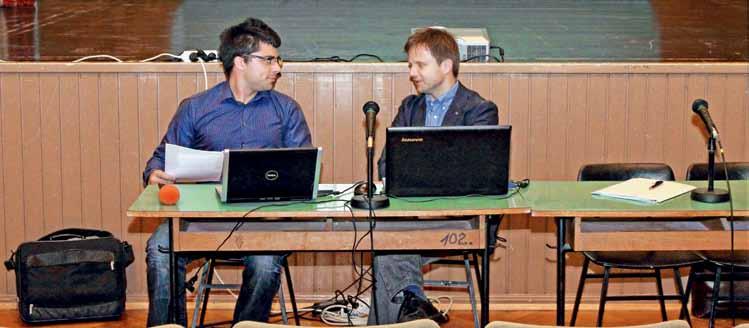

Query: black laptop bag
left=4, top=228, right=134, bottom=323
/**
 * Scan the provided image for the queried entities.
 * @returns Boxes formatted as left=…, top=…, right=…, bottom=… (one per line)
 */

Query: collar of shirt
left=424, top=82, right=459, bottom=126
left=217, top=81, right=270, bottom=106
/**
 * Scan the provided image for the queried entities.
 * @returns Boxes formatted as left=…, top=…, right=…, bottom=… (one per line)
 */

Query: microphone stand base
left=350, top=194, right=390, bottom=210
left=691, top=188, right=730, bottom=203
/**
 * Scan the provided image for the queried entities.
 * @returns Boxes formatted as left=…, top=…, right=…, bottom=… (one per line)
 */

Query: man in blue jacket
left=372, top=28, right=499, bottom=324
left=142, top=17, right=311, bottom=326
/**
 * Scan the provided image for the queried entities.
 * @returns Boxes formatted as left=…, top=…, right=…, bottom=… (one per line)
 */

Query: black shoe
left=397, top=291, right=449, bottom=323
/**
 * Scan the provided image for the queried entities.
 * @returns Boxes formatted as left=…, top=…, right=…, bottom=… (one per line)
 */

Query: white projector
left=411, top=27, right=491, bottom=62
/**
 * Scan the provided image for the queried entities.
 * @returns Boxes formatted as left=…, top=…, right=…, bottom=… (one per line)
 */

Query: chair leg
left=472, top=251, right=483, bottom=300
left=199, top=259, right=216, bottom=328
left=190, top=260, right=211, bottom=328
left=672, top=267, right=692, bottom=327
left=570, top=256, right=590, bottom=326
left=282, top=256, right=300, bottom=326
left=278, top=281, right=288, bottom=325
left=654, top=268, right=668, bottom=321
left=596, top=266, right=611, bottom=327
left=463, top=254, right=480, bottom=328
left=708, top=266, right=722, bottom=328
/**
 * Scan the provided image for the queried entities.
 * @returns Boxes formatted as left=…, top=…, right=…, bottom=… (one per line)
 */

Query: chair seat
left=698, top=251, right=749, bottom=267
left=584, top=251, right=703, bottom=269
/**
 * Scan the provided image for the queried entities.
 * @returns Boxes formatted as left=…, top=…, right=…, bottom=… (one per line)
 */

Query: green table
left=522, top=180, right=749, bottom=325
left=127, top=184, right=530, bottom=326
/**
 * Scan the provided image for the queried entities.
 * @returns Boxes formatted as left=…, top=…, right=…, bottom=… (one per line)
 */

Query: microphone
left=692, top=99, right=719, bottom=138
left=363, top=101, right=380, bottom=149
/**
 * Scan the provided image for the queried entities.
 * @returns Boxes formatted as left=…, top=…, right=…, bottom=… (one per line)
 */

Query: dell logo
left=264, top=170, right=279, bottom=181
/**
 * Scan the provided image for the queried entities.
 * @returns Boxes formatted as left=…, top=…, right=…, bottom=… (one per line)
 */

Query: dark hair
left=218, top=17, right=281, bottom=79
left=404, top=28, right=459, bottom=77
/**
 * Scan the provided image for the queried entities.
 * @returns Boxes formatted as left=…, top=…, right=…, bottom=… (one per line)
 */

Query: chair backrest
left=577, top=163, right=675, bottom=182
left=233, top=319, right=440, bottom=328
left=484, top=319, right=690, bottom=328
left=686, top=162, right=749, bottom=180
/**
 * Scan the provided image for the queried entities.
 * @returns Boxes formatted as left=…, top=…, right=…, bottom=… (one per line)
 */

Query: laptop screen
left=385, top=126, right=511, bottom=197
left=219, top=147, right=321, bottom=203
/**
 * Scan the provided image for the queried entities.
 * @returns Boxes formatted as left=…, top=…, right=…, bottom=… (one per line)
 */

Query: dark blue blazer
left=377, top=82, right=499, bottom=178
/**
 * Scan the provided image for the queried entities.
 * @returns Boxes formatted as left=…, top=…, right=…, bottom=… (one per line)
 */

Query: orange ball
left=158, top=184, right=180, bottom=205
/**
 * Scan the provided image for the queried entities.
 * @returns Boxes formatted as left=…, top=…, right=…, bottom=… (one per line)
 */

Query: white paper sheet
left=165, top=144, right=224, bottom=182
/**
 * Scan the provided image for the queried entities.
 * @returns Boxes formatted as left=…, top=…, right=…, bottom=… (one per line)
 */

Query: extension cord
left=178, top=50, right=218, bottom=62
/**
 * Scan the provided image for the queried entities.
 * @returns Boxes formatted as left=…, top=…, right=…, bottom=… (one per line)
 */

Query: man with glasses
left=142, top=17, right=311, bottom=326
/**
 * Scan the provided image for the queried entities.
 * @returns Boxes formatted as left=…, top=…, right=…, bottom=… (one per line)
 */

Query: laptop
left=385, top=125, right=511, bottom=197
left=215, top=147, right=322, bottom=203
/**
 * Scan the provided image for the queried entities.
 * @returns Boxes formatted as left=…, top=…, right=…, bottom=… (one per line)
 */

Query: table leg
left=555, top=217, right=571, bottom=326
left=168, top=217, right=176, bottom=323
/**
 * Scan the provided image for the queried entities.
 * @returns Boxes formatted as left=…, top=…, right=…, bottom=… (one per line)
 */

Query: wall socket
left=178, top=50, right=218, bottom=62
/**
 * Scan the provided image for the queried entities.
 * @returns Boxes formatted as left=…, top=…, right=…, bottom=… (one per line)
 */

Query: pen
left=649, top=180, right=664, bottom=189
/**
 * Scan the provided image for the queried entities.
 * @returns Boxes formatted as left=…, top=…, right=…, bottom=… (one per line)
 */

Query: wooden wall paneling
left=177, top=73, right=199, bottom=106
left=39, top=74, right=63, bottom=233
left=470, top=74, right=493, bottom=104
left=604, top=75, right=628, bottom=163
left=625, top=75, right=648, bottom=163
left=118, top=73, right=145, bottom=295
left=527, top=216, right=549, bottom=295
left=20, top=74, right=44, bottom=240
left=506, top=214, right=530, bottom=294
left=492, top=74, right=510, bottom=126
left=333, top=74, right=354, bottom=183
left=291, top=73, right=315, bottom=295
left=372, top=73, right=394, bottom=182
left=586, top=74, right=608, bottom=164
left=156, top=73, right=178, bottom=139
left=136, top=73, right=161, bottom=295
left=508, top=74, right=530, bottom=179
left=79, top=73, right=102, bottom=229
left=59, top=74, right=83, bottom=229
left=313, top=73, right=336, bottom=294
left=315, top=74, right=335, bottom=183
left=645, top=75, right=669, bottom=165
left=685, top=75, right=709, bottom=170
left=0, top=75, right=5, bottom=295
left=547, top=74, right=568, bottom=179
left=664, top=75, right=688, bottom=177
left=352, top=73, right=373, bottom=182
left=0, top=73, right=22, bottom=295
left=705, top=75, right=733, bottom=164
left=721, top=74, right=747, bottom=160
left=489, top=215, right=511, bottom=295
left=99, top=73, right=122, bottom=237
left=566, top=74, right=588, bottom=180
left=529, top=75, right=549, bottom=180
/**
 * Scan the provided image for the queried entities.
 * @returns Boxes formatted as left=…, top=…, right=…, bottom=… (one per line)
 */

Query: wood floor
left=0, top=309, right=745, bottom=328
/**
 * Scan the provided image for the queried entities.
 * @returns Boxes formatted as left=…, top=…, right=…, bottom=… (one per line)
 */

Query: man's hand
left=148, top=170, right=176, bottom=185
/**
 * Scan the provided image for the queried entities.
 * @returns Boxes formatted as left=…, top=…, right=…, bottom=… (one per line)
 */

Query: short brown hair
left=404, top=28, right=460, bottom=77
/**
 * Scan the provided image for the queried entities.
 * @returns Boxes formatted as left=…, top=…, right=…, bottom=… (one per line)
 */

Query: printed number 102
left=440, top=232, right=470, bottom=246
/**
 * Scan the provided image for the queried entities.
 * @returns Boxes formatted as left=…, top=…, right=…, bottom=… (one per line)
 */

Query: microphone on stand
left=351, top=101, right=390, bottom=209
left=690, top=99, right=729, bottom=203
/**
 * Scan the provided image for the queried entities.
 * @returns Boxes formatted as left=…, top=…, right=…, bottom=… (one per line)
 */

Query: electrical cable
left=72, top=55, right=124, bottom=63
left=490, top=45, right=506, bottom=62
left=387, top=187, right=522, bottom=203
left=716, top=138, right=736, bottom=326
left=140, top=53, right=182, bottom=62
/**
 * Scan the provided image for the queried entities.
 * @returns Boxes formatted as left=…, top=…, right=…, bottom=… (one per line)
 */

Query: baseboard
left=0, top=294, right=690, bottom=311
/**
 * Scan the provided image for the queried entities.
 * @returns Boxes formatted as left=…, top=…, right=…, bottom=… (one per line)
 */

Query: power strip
left=178, top=50, right=218, bottom=62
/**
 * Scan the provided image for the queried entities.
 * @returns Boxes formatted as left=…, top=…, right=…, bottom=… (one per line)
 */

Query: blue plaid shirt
left=424, top=82, right=459, bottom=126
left=143, top=81, right=312, bottom=185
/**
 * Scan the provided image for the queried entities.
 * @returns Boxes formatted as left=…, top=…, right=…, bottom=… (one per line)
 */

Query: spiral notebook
left=591, top=178, right=696, bottom=204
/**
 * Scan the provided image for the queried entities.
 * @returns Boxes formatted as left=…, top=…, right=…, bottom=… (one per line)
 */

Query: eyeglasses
left=245, top=54, right=283, bottom=67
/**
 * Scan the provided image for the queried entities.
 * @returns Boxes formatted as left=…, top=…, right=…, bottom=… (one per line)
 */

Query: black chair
left=685, top=162, right=749, bottom=328
left=570, top=163, right=704, bottom=327
left=190, top=255, right=299, bottom=328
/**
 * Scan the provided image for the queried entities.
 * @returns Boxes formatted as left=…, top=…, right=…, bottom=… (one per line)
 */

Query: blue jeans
left=146, top=222, right=282, bottom=326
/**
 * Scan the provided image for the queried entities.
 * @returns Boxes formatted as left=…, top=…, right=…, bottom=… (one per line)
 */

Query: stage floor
left=0, top=0, right=747, bottom=62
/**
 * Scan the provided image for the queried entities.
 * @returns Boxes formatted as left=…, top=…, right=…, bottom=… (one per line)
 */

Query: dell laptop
left=385, top=126, right=511, bottom=197
left=216, top=147, right=322, bottom=203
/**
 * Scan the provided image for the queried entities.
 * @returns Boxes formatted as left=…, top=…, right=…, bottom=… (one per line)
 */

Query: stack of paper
left=591, top=178, right=696, bottom=203
left=165, top=144, right=224, bottom=182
